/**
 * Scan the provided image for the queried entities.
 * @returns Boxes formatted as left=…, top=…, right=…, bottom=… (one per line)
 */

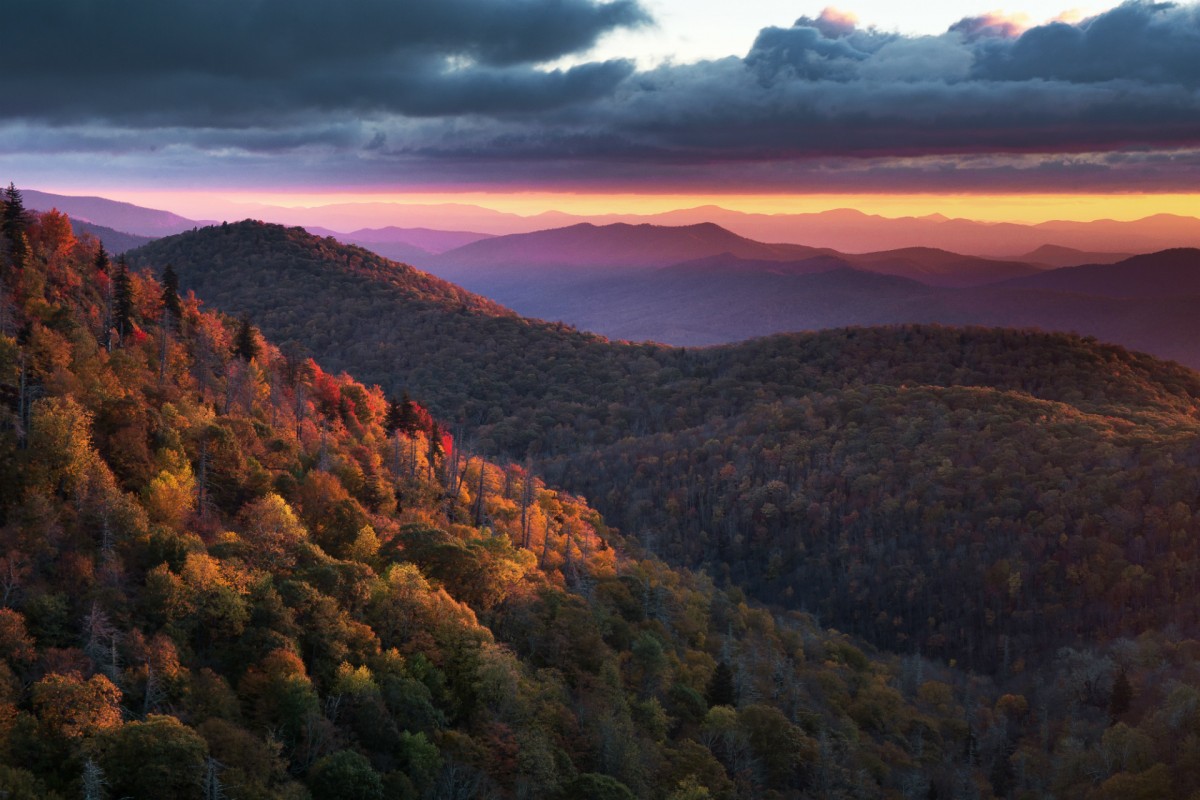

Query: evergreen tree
left=427, top=420, right=444, bottom=463
left=2, top=183, right=30, bottom=272
left=113, top=256, right=135, bottom=340
left=160, top=263, right=183, bottom=320
left=232, top=314, right=260, bottom=361
left=706, top=661, right=737, bottom=708
left=385, top=395, right=404, bottom=435
left=94, top=244, right=110, bottom=275
left=1110, top=667, right=1133, bottom=722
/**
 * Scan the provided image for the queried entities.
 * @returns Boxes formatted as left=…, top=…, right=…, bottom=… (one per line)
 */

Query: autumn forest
left=0, top=185, right=1199, bottom=800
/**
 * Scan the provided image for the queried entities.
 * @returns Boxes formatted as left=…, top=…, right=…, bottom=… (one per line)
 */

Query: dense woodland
left=132, top=223, right=1200, bottom=668
left=0, top=191, right=1045, bottom=799
left=0, top=198, right=1191, bottom=798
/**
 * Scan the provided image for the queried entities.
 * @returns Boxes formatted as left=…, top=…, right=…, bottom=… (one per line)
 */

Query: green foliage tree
left=307, top=750, right=385, bottom=800
left=93, top=715, right=207, bottom=800
left=112, top=256, right=134, bottom=340
left=161, top=263, right=183, bottom=320
left=1, top=183, right=31, bottom=271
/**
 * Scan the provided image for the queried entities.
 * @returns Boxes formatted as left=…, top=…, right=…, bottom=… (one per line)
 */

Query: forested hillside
left=131, top=223, right=1200, bottom=666
left=120, top=217, right=1200, bottom=797
left=0, top=195, right=1082, bottom=799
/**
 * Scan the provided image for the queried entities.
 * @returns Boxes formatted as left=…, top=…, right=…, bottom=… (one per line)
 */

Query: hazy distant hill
left=844, top=246, right=1043, bottom=287
left=999, top=248, right=1200, bottom=298
left=229, top=197, right=1200, bottom=255
left=618, top=206, right=1200, bottom=256
left=1017, top=244, right=1134, bottom=268
left=425, top=221, right=1043, bottom=289
left=428, top=221, right=827, bottom=276
left=434, top=243, right=1200, bottom=367
left=24, top=188, right=203, bottom=236
left=67, top=217, right=154, bottom=254
left=307, top=224, right=494, bottom=263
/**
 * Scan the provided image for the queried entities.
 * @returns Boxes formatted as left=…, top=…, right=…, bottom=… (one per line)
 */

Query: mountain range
left=23, top=188, right=1200, bottom=256
left=412, top=221, right=1200, bottom=366
left=23, top=189, right=205, bottom=237
left=23, top=189, right=1200, bottom=368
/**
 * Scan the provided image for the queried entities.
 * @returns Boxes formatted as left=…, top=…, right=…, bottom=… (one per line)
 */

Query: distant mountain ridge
left=999, top=247, right=1200, bottom=298
left=24, top=189, right=204, bottom=236
left=66, top=218, right=154, bottom=254
left=1017, top=244, right=1134, bottom=268
left=305, top=224, right=495, bottom=265
left=236, top=197, right=1200, bottom=255
left=428, top=221, right=827, bottom=273
left=424, top=231, right=1200, bottom=366
left=425, top=221, right=1044, bottom=288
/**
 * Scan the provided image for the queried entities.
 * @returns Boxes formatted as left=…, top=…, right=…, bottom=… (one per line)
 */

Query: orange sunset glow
left=57, top=188, right=1200, bottom=227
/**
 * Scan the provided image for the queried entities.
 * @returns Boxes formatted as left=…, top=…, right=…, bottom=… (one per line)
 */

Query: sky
left=2, top=0, right=1199, bottom=222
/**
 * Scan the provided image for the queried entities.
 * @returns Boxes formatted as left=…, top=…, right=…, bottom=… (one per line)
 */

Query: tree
left=1110, top=667, right=1133, bottom=722
left=94, top=715, right=208, bottom=800
left=2, top=184, right=31, bottom=271
left=232, top=314, right=259, bottom=362
left=236, top=493, right=308, bottom=569
left=306, top=750, right=385, bottom=800
left=93, top=245, right=110, bottom=275
left=161, top=264, right=183, bottom=320
left=706, top=661, right=737, bottom=708
left=31, top=672, right=123, bottom=740
left=112, top=256, right=134, bottom=340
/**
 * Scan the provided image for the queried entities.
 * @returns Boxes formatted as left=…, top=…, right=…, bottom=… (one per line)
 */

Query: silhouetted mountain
left=1016, top=244, right=1134, bottom=268
left=428, top=221, right=828, bottom=276
left=423, top=246, right=1200, bottom=366
left=228, top=197, right=1200, bottom=255
left=623, top=207, right=1200, bottom=255
left=421, top=222, right=1045, bottom=299
left=845, top=246, right=1044, bottom=287
left=1000, top=247, right=1200, bottom=298
left=24, top=188, right=203, bottom=236
left=307, top=224, right=494, bottom=263
left=340, top=225, right=494, bottom=252
left=67, top=218, right=154, bottom=254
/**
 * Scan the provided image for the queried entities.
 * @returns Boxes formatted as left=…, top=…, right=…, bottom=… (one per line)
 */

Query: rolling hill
left=23, top=188, right=203, bottom=236
left=129, top=222, right=1200, bottom=680
left=1017, top=244, right=1134, bottom=268
left=413, top=225, right=1200, bottom=366
left=307, top=224, right=495, bottom=264
left=426, top=221, right=829, bottom=277
left=424, top=221, right=1045, bottom=288
left=66, top=218, right=154, bottom=254
left=999, top=247, right=1200, bottom=298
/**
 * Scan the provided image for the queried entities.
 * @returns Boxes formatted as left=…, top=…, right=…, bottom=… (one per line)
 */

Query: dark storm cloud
left=5, top=0, right=1200, bottom=192
left=429, top=1, right=1200, bottom=167
left=0, top=0, right=647, bottom=123
left=973, top=2, right=1200, bottom=85
left=348, top=0, right=1200, bottom=176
